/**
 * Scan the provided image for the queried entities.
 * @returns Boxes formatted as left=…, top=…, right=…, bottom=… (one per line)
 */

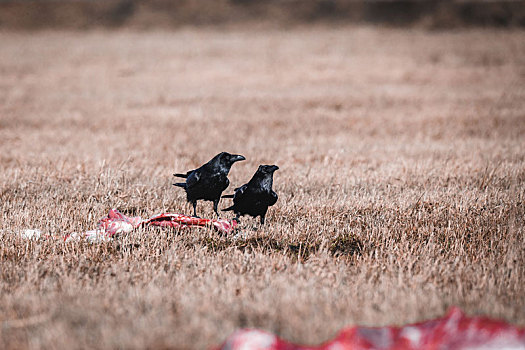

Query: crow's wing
left=233, top=184, right=248, bottom=199
left=186, top=170, right=201, bottom=189
left=268, top=191, right=278, bottom=206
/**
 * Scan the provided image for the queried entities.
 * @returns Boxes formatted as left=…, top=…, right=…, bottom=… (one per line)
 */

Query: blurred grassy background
left=1, top=0, right=525, bottom=30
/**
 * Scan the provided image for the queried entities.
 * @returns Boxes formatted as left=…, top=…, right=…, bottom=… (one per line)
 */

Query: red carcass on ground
left=217, top=308, right=525, bottom=350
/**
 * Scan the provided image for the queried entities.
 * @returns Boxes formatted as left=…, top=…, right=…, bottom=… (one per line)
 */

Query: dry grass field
left=1, top=26, right=524, bottom=349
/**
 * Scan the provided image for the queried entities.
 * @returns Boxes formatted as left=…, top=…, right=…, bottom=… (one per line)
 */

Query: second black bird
left=173, top=152, right=246, bottom=217
left=222, top=165, right=279, bottom=224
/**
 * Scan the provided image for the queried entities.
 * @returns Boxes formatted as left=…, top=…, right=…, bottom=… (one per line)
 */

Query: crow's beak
left=271, top=165, right=279, bottom=172
left=232, top=155, right=246, bottom=162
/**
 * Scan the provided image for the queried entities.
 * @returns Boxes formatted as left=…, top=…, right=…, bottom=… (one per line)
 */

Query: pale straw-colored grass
left=1, top=27, right=524, bottom=349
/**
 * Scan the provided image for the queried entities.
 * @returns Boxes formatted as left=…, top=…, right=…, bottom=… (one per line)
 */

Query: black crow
left=222, top=165, right=279, bottom=224
left=173, top=152, right=246, bottom=217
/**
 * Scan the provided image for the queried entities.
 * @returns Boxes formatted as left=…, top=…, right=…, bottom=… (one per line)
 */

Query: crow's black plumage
left=173, top=152, right=246, bottom=217
left=222, top=165, right=279, bottom=224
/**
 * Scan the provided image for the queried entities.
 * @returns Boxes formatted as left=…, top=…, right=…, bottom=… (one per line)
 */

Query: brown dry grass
left=0, top=27, right=524, bottom=349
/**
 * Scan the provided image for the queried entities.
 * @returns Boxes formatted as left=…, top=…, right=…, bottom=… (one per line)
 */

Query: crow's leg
left=213, top=199, right=220, bottom=217
left=192, top=201, right=199, bottom=218
left=260, top=215, right=265, bottom=225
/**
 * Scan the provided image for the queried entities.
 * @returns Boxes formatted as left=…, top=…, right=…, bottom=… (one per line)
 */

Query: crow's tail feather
left=173, top=173, right=188, bottom=178
left=222, top=194, right=234, bottom=198
left=173, top=183, right=187, bottom=188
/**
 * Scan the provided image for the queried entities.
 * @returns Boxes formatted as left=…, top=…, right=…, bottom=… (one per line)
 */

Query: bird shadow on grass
left=195, top=232, right=364, bottom=262
left=108, top=225, right=364, bottom=262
